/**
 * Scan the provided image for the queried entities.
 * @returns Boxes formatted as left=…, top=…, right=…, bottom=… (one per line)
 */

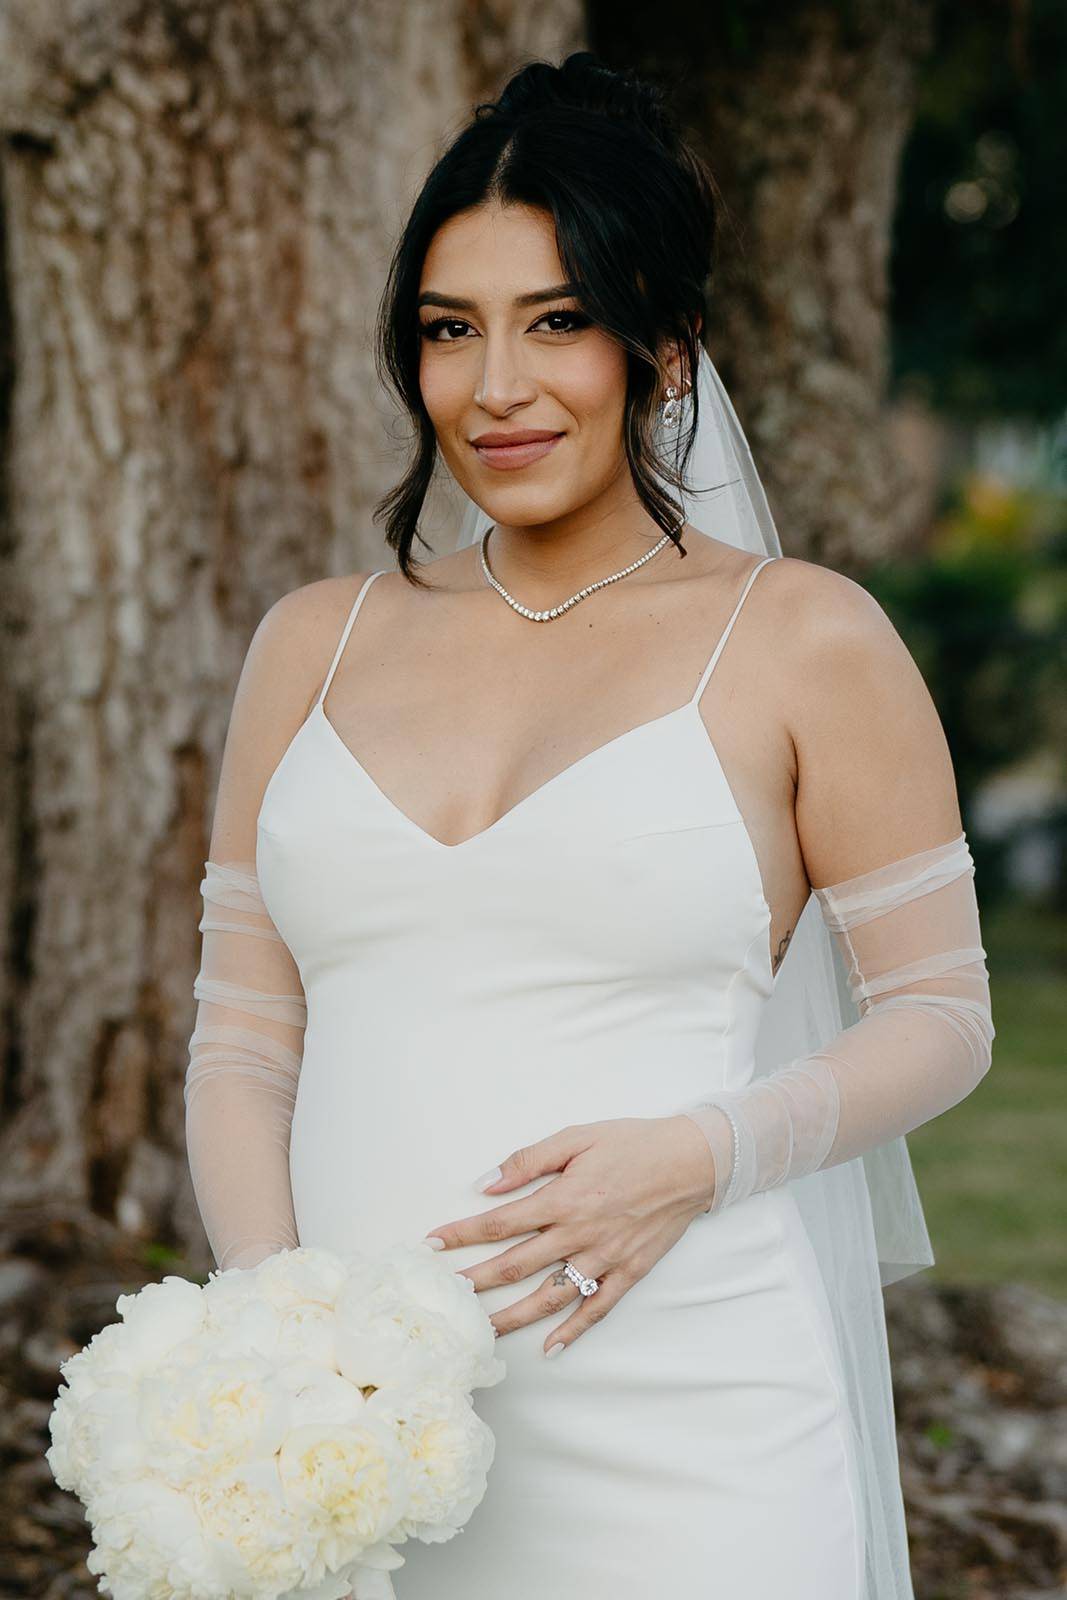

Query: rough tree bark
left=0, top=0, right=934, bottom=1268
left=0, top=0, right=583, bottom=1266
left=590, top=0, right=936, bottom=572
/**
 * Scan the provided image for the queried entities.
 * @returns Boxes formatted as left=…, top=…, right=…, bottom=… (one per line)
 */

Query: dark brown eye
left=534, top=310, right=592, bottom=335
left=419, top=317, right=473, bottom=342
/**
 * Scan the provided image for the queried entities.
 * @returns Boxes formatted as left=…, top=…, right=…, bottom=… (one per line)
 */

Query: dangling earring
left=661, top=384, right=682, bottom=426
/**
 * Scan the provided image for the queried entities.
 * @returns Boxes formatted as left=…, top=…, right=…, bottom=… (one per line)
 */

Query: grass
left=904, top=899, right=1067, bottom=1299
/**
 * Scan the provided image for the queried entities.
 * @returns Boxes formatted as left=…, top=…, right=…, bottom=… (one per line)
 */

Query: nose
left=473, top=332, right=539, bottom=415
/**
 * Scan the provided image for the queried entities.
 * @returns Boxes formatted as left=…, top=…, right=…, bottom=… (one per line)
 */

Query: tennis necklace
left=479, top=525, right=674, bottom=623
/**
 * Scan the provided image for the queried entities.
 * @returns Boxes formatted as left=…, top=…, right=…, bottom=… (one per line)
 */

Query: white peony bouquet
left=46, top=1242, right=505, bottom=1600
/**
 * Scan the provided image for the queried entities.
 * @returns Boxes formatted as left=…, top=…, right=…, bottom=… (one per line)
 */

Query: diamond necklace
left=479, top=525, right=675, bottom=622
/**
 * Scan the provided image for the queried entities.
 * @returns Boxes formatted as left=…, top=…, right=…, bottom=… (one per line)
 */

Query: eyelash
left=418, top=309, right=592, bottom=342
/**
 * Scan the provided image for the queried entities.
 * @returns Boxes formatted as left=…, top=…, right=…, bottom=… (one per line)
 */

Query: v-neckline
left=295, top=552, right=778, bottom=859
left=259, top=693, right=779, bottom=989
left=312, top=694, right=701, bottom=853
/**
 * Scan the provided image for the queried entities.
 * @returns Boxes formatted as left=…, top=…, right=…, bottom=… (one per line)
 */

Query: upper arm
left=207, top=576, right=368, bottom=864
left=783, top=561, right=964, bottom=893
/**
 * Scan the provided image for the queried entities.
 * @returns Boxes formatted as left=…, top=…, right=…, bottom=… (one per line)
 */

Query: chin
left=467, top=492, right=581, bottom=529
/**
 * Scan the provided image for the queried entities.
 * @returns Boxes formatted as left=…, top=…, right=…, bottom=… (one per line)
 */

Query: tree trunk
left=589, top=0, right=936, bottom=571
left=0, top=0, right=583, bottom=1265
left=0, top=0, right=935, bottom=1266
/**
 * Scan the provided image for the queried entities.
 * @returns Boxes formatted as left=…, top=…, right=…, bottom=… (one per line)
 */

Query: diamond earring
left=661, top=384, right=682, bottom=426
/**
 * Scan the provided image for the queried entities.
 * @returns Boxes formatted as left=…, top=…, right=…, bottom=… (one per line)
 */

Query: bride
left=184, top=51, right=993, bottom=1600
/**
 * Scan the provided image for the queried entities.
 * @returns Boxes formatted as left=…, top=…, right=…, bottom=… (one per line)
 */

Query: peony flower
left=48, top=1377, right=147, bottom=1502
left=83, top=1476, right=209, bottom=1599
left=115, top=1275, right=207, bottom=1371
left=136, top=1351, right=291, bottom=1488
left=364, top=1384, right=496, bottom=1544
left=46, top=1241, right=500, bottom=1598
left=388, top=1244, right=505, bottom=1393
left=276, top=1417, right=411, bottom=1572
left=333, top=1244, right=505, bottom=1398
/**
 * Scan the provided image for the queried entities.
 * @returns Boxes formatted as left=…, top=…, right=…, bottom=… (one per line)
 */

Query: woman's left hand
left=421, top=1115, right=718, bottom=1356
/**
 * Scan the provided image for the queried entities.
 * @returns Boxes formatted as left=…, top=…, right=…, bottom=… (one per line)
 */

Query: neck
left=481, top=509, right=680, bottom=602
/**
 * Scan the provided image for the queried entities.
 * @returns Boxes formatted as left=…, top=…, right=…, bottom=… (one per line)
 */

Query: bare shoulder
left=766, top=556, right=962, bottom=874
left=250, top=550, right=472, bottom=691
left=749, top=552, right=889, bottom=637
left=207, top=573, right=379, bottom=860
left=753, top=554, right=922, bottom=688
left=678, top=539, right=877, bottom=636
left=250, top=572, right=379, bottom=692
left=742, top=548, right=952, bottom=774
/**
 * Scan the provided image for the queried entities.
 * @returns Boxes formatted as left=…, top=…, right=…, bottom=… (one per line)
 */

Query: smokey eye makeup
left=418, top=308, right=594, bottom=341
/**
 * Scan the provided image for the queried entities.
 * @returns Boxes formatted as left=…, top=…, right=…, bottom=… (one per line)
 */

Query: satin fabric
left=255, top=563, right=864, bottom=1597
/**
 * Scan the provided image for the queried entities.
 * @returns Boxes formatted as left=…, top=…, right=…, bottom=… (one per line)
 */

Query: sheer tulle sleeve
left=184, top=859, right=307, bottom=1270
left=681, top=831, right=994, bottom=1213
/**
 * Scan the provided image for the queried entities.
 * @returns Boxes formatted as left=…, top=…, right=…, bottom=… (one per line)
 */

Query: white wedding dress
left=185, top=553, right=993, bottom=1598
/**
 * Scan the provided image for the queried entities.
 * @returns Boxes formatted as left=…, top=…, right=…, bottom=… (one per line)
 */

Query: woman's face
left=417, top=202, right=634, bottom=530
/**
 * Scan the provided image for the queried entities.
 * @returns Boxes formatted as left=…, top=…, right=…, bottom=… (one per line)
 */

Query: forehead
left=419, top=203, right=564, bottom=297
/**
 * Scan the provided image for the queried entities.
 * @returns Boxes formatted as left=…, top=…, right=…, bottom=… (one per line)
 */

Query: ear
left=657, top=328, right=700, bottom=397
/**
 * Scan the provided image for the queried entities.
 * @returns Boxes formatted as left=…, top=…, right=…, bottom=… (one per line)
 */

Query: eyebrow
left=416, top=281, right=580, bottom=311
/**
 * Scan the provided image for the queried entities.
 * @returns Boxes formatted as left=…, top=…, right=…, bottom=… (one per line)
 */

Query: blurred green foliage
left=865, top=472, right=1067, bottom=902
left=892, top=0, right=1067, bottom=420
left=888, top=3, right=1067, bottom=1296
left=139, top=1241, right=187, bottom=1271
left=854, top=463, right=1066, bottom=1295
left=908, top=896, right=1067, bottom=1296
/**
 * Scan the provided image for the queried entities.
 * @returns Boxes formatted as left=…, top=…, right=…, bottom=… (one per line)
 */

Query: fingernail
left=423, top=1236, right=446, bottom=1251
left=474, top=1166, right=502, bottom=1192
left=545, top=1342, right=565, bottom=1359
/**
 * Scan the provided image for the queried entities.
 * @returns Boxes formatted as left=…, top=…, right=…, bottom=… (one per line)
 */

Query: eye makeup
left=418, top=308, right=593, bottom=341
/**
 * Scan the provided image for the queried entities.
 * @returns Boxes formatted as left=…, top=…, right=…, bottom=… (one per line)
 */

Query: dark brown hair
left=373, top=50, right=719, bottom=585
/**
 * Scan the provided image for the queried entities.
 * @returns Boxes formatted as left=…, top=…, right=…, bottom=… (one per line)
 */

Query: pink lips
left=472, top=433, right=564, bottom=470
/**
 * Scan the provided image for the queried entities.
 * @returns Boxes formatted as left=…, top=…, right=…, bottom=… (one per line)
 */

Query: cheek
left=558, top=346, right=628, bottom=441
left=564, top=392, right=628, bottom=479
left=418, top=352, right=469, bottom=431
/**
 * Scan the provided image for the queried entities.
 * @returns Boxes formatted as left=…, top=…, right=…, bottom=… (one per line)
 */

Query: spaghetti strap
left=315, top=569, right=388, bottom=709
left=689, top=555, right=776, bottom=705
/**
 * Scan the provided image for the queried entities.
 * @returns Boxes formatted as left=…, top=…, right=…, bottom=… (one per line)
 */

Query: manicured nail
left=545, top=1342, right=565, bottom=1359
left=423, top=1236, right=446, bottom=1250
left=474, top=1166, right=502, bottom=1192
